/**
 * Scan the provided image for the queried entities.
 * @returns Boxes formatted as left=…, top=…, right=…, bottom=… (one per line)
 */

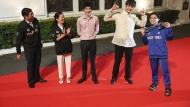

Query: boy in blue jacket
left=141, top=13, right=173, bottom=96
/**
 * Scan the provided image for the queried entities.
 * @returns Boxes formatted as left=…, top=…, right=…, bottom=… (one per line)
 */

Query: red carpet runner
left=0, top=37, right=190, bottom=107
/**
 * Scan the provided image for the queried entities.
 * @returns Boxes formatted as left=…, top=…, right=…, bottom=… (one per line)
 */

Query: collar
left=151, top=22, right=163, bottom=29
left=145, top=22, right=163, bottom=33
left=25, top=19, right=32, bottom=24
left=123, top=10, right=131, bottom=16
left=82, top=14, right=93, bottom=19
left=57, top=24, right=64, bottom=30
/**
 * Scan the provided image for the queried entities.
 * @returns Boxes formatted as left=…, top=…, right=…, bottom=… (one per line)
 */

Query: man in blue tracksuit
left=141, top=13, right=173, bottom=96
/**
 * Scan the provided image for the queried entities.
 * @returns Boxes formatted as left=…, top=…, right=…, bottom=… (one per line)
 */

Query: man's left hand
left=163, top=22, right=171, bottom=28
left=139, top=8, right=145, bottom=16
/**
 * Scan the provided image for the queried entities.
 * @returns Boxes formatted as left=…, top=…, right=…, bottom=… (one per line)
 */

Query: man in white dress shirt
left=104, top=0, right=147, bottom=84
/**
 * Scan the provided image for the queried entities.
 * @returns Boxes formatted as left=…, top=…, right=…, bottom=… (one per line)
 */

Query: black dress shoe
left=125, top=78, right=133, bottom=84
left=77, top=77, right=87, bottom=84
left=92, top=78, right=99, bottom=84
left=111, top=78, right=116, bottom=84
left=29, top=83, right=35, bottom=88
left=36, top=79, right=47, bottom=83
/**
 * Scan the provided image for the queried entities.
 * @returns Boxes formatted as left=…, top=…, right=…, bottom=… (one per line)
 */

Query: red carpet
left=1, top=37, right=190, bottom=107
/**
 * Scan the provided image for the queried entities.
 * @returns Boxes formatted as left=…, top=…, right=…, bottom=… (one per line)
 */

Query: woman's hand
left=66, top=27, right=71, bottom=34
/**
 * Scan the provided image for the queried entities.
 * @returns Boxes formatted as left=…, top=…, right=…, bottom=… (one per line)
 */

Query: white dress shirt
left=104, top=9, right=147, bottom=47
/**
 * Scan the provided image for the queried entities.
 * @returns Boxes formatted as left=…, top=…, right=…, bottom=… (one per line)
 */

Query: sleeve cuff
left=109, top=9, right=113, bottom=12
left=16, top=48, right=21, bottom=54
left=17, top=51, right=21, bottom=54
left=141, top=15, right=147, bottom=19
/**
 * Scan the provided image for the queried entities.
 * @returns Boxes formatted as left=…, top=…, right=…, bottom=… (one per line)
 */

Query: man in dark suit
left=16, top=8, right=47, bottom=88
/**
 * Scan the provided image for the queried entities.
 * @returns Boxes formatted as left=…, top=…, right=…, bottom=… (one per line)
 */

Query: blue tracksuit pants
left=149, top=58, right=171, bottom=88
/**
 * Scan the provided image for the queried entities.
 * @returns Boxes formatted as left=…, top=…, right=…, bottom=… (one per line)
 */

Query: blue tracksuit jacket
left=142, top=23, right=173, bottom=58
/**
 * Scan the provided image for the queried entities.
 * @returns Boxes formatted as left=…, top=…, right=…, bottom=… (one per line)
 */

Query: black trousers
left=80, top=40, right=97, bottom=77
left=112, top=45, right=134, bottom=79
left=24, top=47, right=41, bottom=84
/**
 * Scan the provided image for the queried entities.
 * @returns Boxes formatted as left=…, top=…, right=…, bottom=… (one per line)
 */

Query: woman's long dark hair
left=52, top=12, right=64, bottom=28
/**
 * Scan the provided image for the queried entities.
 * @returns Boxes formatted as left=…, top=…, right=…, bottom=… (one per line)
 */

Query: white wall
left=0, top=0, right=46, bottom=21
left=163, top=0, right=190, bottom=24
left=135, top=0, right=154, bottom=10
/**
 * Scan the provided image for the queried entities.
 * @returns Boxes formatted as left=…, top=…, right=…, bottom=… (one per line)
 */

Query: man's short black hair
left=125, top=0, right=136, bottom=8
left=83, top=2, right=92, bottom=9
left=150, top=13, right=161, bottom=19
left=21, top=8, right=32, bottom=17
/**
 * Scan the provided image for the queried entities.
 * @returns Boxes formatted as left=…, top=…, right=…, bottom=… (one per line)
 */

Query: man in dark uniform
left=16, top=8, right=47, bottom=88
